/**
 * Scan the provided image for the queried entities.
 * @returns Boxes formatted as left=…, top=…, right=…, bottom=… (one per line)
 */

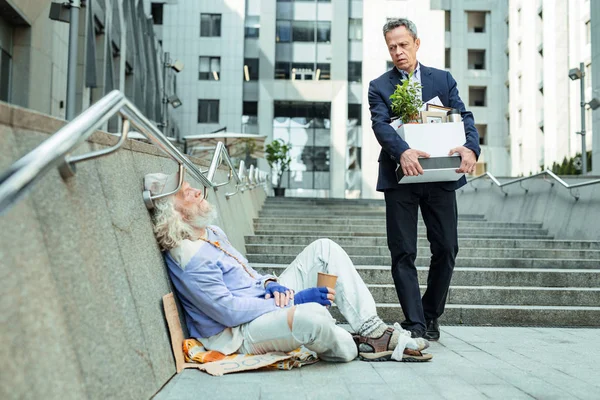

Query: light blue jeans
left=238, top=239, right=379, bottom=362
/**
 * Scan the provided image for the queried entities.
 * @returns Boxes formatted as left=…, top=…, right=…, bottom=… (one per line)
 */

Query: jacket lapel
left=420, top=64, right=433, bottom=103
left=388, top=67, right=403, bottom=91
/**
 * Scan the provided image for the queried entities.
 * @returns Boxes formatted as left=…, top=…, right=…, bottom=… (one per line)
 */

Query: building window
left=349, top=19, right=362, bottom=41
left=469, top=87, right=487, bottom=107
left=445, top=11, right=451, bottom=32
left=468, top=50, right=485, bottom=70
left=276, top=20, right=292, bottom=42
left=445, top=48, right=451, bottom=69
left=348, top=62, right=362, bottom=82
left=348, top=104, right=362, bottom=126
left=518, top=74, right=522, bottom=95
left=292, top=63, right=315, bottom=80
left=200, top=14, right=221, bottom=37
left=272, top=101, right=331, bottom=190
left=476, top=124, right=487, bottom=145
left=292, top=21, right=315, bottom=42
left=244, top=58, right=259, bottom=81
left=242, top=101, right=258, bottom=133
left=245, top=16, right=260, bottom=38
left=316, top=21, right=331, bottom=43
left=518, top=109, right=522, bottom=127
left=0, top=50, right=11, bottom=102
left=586, top=63, right=592, bottom=90
left=243, top=101, right=258, bottom=117
left=151, top=2, right=164, bottom=25
left=586, top=20, right=591, bottom=44
left=467, top=11, right=486, bottom=33
left=245, top=26, right=260, bottom=38
left=274, top=61, right=330, bottom=81
left=275, top=62, right=290, bottom=79
left=199, top=56, right=220, bottom=80
left=316, top=63, right=330, bottom=81
left=198, top=100, right=219, bottom=123
left=517, top=41, right=522, bottom=60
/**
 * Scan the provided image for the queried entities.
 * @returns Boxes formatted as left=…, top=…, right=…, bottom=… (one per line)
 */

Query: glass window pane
left=0, top=50, right=11, bottom=102
left=212, top=15, right=221, bottom=36
left=244, top=58, right=259, bottom=80
left=292, top=21, right=315, bottom=42
left=243, top=101, right=258, bottom=116
left=276, top=21, right=291, bottom=42
left=210, top=100, right=219, bottom=122
left=198, top=100, right=219, bottom=123
left=275, top=61, right=290, bottom=79
left=313, top=172, right=330, bottom=189
left=201, top=14, right=221, bottom=37
left=245, top=27, right=259, bottom=38
left=210, top=58, right=220, bottom=72
left=317, top=21, right=331, bottom=43
left=348, top=61, right=362, bottom=82
left=349, top=19, right=362, bottom=40
left=316, top=63, right=330, bottom=80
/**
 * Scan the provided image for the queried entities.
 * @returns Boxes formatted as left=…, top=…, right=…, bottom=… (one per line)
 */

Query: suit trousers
left=384, top=183, right=459, bottom=333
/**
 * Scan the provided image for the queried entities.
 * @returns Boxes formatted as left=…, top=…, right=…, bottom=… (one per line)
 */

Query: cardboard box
left=394, top=121, right=466, bottom=184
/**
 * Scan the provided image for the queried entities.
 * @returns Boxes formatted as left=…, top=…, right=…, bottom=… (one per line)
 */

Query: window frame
left=198, top=56, right=221, bottom=81
left=198, top=99, right=220, bottom=123
left=200, top=13, right=222, bottom=37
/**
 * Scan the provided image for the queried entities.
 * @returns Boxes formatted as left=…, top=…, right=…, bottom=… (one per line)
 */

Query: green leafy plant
left=265, top=138, right=292, bottom=188
left=389, top=72, right=423, bottom=123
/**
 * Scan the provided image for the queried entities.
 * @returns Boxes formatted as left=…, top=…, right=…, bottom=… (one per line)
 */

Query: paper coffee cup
left=317, top=272, right=338, bottom=288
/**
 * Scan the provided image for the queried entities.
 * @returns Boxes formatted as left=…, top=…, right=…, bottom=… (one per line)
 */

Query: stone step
left=253, top=265, right=600, bottom=288
left=253, top=230, right=553, bottom=240
left=245, top=235, right=600, bottom=250
left=253, top=224, right=549, bottom=236
left=328, top=304, right=600, bottom=327
left=254, top=217, right=542, bottom=229
left=245, top=244, right=600, bottom=260
left=265, top=198, right=386, bottom=205
left=258, top=210, right=486, bottom=219
left=368, top=284, right=600, bottom=307
left=248, top=254, right=599, bottom=268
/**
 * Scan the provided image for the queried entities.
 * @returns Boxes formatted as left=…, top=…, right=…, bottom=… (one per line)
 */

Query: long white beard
left=189, top=204, right=218, bottom=230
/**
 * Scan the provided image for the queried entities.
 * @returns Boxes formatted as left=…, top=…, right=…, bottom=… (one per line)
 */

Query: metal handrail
left=0, top=90, right=267, bottom=214
left=464, top=169, right=600, bottom=201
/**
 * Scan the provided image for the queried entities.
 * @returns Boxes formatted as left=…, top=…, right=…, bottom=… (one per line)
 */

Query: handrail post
left=66, top=0, right=81, bottom=121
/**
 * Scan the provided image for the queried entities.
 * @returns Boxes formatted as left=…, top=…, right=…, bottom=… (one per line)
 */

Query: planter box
left=393, top=121, right=466, bottom=184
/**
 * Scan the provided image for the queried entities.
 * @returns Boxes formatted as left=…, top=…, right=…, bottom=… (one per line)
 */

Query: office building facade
left=508, top=0, right=597, bottom=176
left=0, top=0, right=177, bottom=136
left=157, top=0, right=513, bottom=198
left=431, top=0, right=510, bottom=177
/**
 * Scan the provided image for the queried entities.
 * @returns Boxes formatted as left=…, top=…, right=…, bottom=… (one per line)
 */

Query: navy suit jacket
left=368, top=64, right=481, bottom=192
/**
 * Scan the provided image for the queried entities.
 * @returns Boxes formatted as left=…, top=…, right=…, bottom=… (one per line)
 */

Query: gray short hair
left=383, top=18, right=418, bottom=40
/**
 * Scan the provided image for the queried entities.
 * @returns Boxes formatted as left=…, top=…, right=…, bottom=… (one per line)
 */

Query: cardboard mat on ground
left=163, top=293, right=318, bottom=376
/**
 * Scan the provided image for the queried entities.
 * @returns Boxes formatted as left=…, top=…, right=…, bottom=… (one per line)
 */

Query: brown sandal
left=354, top=328, right=433, bottom=362
left=354, top=327, right=395, bottom=361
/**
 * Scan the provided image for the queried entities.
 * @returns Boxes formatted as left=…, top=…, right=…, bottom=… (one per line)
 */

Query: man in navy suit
left=368, top=18, right=481, bottom=341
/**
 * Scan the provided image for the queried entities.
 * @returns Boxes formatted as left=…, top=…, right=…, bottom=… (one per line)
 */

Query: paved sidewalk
left=154, top=327, right=600, bottom=400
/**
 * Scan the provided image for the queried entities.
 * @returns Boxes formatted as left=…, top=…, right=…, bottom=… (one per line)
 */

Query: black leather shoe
left=424, top=319, right=440, bottom=341
left=410, top=330, right=425, bottom=339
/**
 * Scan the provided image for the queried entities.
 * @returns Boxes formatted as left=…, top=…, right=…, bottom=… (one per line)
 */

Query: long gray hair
left=383, top=18, right=418, bottom=40
left=150, top=197, right=195, bottom=251
left=150, top=196, right=217, bottom=251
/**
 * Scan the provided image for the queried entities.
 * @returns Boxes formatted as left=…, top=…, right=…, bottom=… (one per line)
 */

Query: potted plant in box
left=265, top=138, right=291, bottom=197
left=389, top=72, right=423, bottom=123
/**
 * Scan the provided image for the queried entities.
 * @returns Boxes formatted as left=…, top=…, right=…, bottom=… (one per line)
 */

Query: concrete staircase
left=248, top=197, right=600, bottom=327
